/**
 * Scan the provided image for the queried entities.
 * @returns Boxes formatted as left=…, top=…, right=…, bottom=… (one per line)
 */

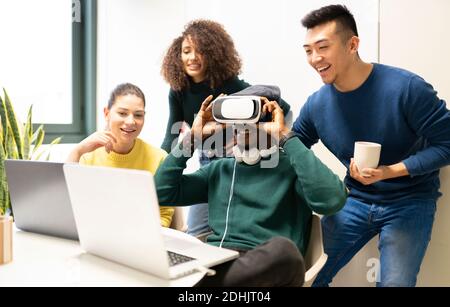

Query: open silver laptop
left=63, top=164, right=239, bottom=279
left=4, top=160, right=79, bottom=240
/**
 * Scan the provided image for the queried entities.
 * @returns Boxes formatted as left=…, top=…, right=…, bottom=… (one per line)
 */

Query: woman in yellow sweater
left=67, top=83, right=174, bottom=227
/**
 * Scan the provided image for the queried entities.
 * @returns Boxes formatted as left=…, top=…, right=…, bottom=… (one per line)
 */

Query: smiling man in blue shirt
left=293, top=4, right=450, bottom=287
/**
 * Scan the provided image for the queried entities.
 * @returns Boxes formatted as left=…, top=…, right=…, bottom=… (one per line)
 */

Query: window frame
left=40, top=0, right=97, bottom=143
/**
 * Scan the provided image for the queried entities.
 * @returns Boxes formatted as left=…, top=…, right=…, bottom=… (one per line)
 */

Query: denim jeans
left=187, top=203, right=210, bottom=236
left=186, top=152, right=213, bottom=236
left=313, top=197, right=436, bottom=287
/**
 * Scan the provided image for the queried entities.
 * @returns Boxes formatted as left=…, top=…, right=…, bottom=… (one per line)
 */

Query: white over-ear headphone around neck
left=232, top=145, right=278, bottom=165
left=233, top=146, right=260, bottom=165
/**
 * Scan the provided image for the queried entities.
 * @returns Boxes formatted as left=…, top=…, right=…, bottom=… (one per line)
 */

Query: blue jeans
left=187, top=203, right=210, bottom=236
left=313, top=197, right=436, bottom=287
left=186, top=153, right=213, bottom=236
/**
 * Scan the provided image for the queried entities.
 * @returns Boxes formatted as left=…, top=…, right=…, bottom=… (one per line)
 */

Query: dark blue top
left=293, top=63, right=450, bottom=203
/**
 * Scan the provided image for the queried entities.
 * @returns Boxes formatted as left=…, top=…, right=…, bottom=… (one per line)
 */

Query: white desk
left=0, top=226, right=205, bottom=287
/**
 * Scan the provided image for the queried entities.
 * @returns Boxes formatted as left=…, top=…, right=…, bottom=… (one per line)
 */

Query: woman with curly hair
left=161, top=19, right=290, bottom=237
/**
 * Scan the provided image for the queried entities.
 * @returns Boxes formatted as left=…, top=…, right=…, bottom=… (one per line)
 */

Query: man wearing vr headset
left=154, top=94, right=347, bottom=286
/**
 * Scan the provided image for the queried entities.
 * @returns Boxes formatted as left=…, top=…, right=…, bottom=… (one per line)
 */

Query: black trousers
left=196, top=237, right=305, bottom=287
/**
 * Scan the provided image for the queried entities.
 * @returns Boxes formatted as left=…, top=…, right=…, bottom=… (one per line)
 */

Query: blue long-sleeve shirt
left=293, top=63, right=450, bottom=203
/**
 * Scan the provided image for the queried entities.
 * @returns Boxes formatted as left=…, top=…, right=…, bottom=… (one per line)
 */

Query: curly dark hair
left=161, top=19, right=242, bottom=91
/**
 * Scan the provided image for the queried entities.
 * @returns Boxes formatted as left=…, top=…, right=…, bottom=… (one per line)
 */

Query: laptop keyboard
left=168, top=251, right=195, bottom=267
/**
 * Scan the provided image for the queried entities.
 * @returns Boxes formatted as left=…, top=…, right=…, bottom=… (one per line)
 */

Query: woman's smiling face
left=181, top=35, right=207, bottom=83
left=104, top=94, right=145, bottom=146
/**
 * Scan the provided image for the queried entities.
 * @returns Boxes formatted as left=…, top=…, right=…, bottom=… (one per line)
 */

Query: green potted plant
left=0, top=88, right=61, bottom=264
left=0, top=88, right=61, bottom=217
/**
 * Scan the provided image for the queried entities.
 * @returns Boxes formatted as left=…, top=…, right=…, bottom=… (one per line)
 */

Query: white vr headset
left=211, top=95, right=277, bottom=165
left=212, top=95, right=262, bottom=124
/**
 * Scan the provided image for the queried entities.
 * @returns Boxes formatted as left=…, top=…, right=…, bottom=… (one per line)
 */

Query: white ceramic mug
left=353, top=141, right=381, bottom=177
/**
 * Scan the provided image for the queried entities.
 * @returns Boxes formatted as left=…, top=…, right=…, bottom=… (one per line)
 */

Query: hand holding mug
left=350, top=141, right=383, bottom=185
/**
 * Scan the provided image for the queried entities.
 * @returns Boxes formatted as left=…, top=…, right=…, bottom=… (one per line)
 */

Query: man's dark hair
left=301, top=5, right=358, bottom=41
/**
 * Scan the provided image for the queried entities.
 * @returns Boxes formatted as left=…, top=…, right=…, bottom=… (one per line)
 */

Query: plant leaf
left=50, top=136, right=62, bottom=145
left=0, top=92, right=8, bottom=149
left=35, top=136, right=62, bottom=161
left=0, top=142, right=7, bottom=215
left=34, top=149, right=45, bottom=161
left=23, top=105, right=33, bottom=160
left=31, top=125, right=45, bottom=155
left=3, top=89, right=23, bottom=159
left=0, top=117, right=4, bottom=153
left=45, top=137, right=62, bottom=161
left=6, top=123, right=18, bottom=159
